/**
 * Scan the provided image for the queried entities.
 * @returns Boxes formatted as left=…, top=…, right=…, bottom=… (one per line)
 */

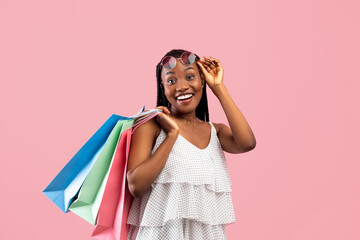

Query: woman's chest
left=150, top=129, right=231, bottom=189
left=151, top=128, right=225, bottom=178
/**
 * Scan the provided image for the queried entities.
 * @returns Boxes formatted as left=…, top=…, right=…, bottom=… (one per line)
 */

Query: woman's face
left=161, top=58, right=204, bottom=114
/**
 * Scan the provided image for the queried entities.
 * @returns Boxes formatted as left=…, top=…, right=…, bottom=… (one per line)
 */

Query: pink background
left=1, top=0, right=359, bottom=239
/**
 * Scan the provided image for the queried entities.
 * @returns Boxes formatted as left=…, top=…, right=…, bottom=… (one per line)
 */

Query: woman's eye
left=187, top=75, right=194, bottom=80
left=168, top=79, right=175, bottom=84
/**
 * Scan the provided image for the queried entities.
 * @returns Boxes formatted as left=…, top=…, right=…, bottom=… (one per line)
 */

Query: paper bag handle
left=131, top=110, right=162, bottom=134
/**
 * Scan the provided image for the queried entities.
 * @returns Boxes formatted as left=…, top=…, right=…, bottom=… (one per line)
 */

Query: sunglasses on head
left=160, top=51, right=196, bottom=70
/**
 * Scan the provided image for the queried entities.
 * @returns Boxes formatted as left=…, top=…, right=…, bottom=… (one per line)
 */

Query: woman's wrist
left=211, top=83, right=227, bottom=98
left=167, top=129, right=179, bottom=138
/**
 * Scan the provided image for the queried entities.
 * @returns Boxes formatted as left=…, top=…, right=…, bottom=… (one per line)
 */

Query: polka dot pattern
left=128, top=218, right=228, bottom=240
left=127, top=122, right=236, bottom=239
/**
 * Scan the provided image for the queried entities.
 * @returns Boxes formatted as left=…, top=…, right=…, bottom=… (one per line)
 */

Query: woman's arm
left=213, top=84, right=256, bottom=153
left=127, top=114, right=179, bottom=198
left=197, top=56, right=256, bottom=154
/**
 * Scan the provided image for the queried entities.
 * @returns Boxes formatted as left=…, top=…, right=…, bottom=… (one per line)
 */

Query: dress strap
left=208, top=121, right=215, bottom=135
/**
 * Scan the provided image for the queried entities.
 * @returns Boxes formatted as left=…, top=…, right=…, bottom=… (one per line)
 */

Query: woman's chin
left=172, top=100, right=199, bottom=113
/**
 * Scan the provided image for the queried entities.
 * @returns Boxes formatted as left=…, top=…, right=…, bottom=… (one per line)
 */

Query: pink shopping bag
left=92, top=110, right=162, bottom=240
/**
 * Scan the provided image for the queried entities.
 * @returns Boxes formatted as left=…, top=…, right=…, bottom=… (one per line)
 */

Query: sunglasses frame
left=160, top=51, right=196, bottom=70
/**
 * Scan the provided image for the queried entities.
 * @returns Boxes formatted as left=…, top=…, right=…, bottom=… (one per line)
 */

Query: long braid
left=155, top=49, right=209, bottom=122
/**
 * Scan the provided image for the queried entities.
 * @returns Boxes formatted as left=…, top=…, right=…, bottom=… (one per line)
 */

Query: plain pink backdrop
left=1, top=0, right=359, bottom=239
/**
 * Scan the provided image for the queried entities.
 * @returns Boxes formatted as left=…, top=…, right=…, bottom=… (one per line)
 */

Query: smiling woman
left=125, top=49, right=256, bottom=239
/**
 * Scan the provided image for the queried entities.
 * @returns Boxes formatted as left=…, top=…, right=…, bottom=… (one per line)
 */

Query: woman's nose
left=175, top=79, right=189, bottom=91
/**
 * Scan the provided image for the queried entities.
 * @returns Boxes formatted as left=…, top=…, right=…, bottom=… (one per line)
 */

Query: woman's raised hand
left=155, top=106, right=179, bottom=136
left=196, top=56, right=225, bottom=91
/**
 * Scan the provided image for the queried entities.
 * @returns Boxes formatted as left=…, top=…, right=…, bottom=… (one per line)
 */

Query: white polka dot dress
left=127, top=122, right=236, bottom=240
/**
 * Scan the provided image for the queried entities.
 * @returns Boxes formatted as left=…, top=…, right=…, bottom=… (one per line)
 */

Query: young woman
left=126, top=49, right=256, bottom=239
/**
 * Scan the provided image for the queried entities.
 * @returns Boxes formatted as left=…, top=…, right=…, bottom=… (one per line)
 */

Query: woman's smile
left=176, top=93, right=194, bottom=103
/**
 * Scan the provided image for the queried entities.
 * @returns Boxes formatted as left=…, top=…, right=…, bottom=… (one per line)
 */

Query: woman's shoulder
left=209, top=121, right=225, bottom=135
left=133, top=116, right=162, bottom=141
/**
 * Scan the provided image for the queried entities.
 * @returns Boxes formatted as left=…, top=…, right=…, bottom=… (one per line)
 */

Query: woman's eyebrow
left=165, top=71, right=175, bottom=76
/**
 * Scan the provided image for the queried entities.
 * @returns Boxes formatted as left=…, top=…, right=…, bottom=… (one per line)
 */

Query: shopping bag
left=68, top=118, right=135, bottom=225
left=92, top=110, right=162, bottom=239
left=42, top=110, right=139, bottom=213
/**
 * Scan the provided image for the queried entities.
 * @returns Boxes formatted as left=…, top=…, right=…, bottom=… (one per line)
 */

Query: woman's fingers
left=197, top=61, right=208, bottom=73
left=198, top=59, right=215, bottom=72
left=204, top=56, right=216, bottom=66
left=207, top=56, right=222, bottom=68
left=155, top=106, right=170, bottom=115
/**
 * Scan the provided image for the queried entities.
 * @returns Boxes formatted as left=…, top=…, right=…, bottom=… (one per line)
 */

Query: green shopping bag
left=68, top=118, right=135, bottom=225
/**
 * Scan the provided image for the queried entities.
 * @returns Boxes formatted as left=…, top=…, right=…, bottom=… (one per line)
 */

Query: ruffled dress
left=127, top=122, right=236, bottom=239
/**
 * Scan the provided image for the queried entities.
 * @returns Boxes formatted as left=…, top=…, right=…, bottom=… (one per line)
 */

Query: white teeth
left=177, top=94, right=193, bottom=100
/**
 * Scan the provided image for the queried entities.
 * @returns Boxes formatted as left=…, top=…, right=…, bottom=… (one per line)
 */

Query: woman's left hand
left=196, top=56, right=225, bottom=91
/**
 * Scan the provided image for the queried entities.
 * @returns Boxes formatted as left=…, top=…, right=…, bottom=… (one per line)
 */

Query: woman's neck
left=170, top=108, right=200, bottom=126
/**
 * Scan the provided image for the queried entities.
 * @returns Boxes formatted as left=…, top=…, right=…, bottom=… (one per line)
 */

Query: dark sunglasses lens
left=181, top=52, right=195, bottom=64
left=162, top=56, right=176, bottom=69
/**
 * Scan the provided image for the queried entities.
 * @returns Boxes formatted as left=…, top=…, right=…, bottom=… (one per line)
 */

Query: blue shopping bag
left=43, top=106, right=145, bottom=213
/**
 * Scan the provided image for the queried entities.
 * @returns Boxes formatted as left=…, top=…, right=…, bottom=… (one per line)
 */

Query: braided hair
left=156, top=49, right=209, bottom=122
